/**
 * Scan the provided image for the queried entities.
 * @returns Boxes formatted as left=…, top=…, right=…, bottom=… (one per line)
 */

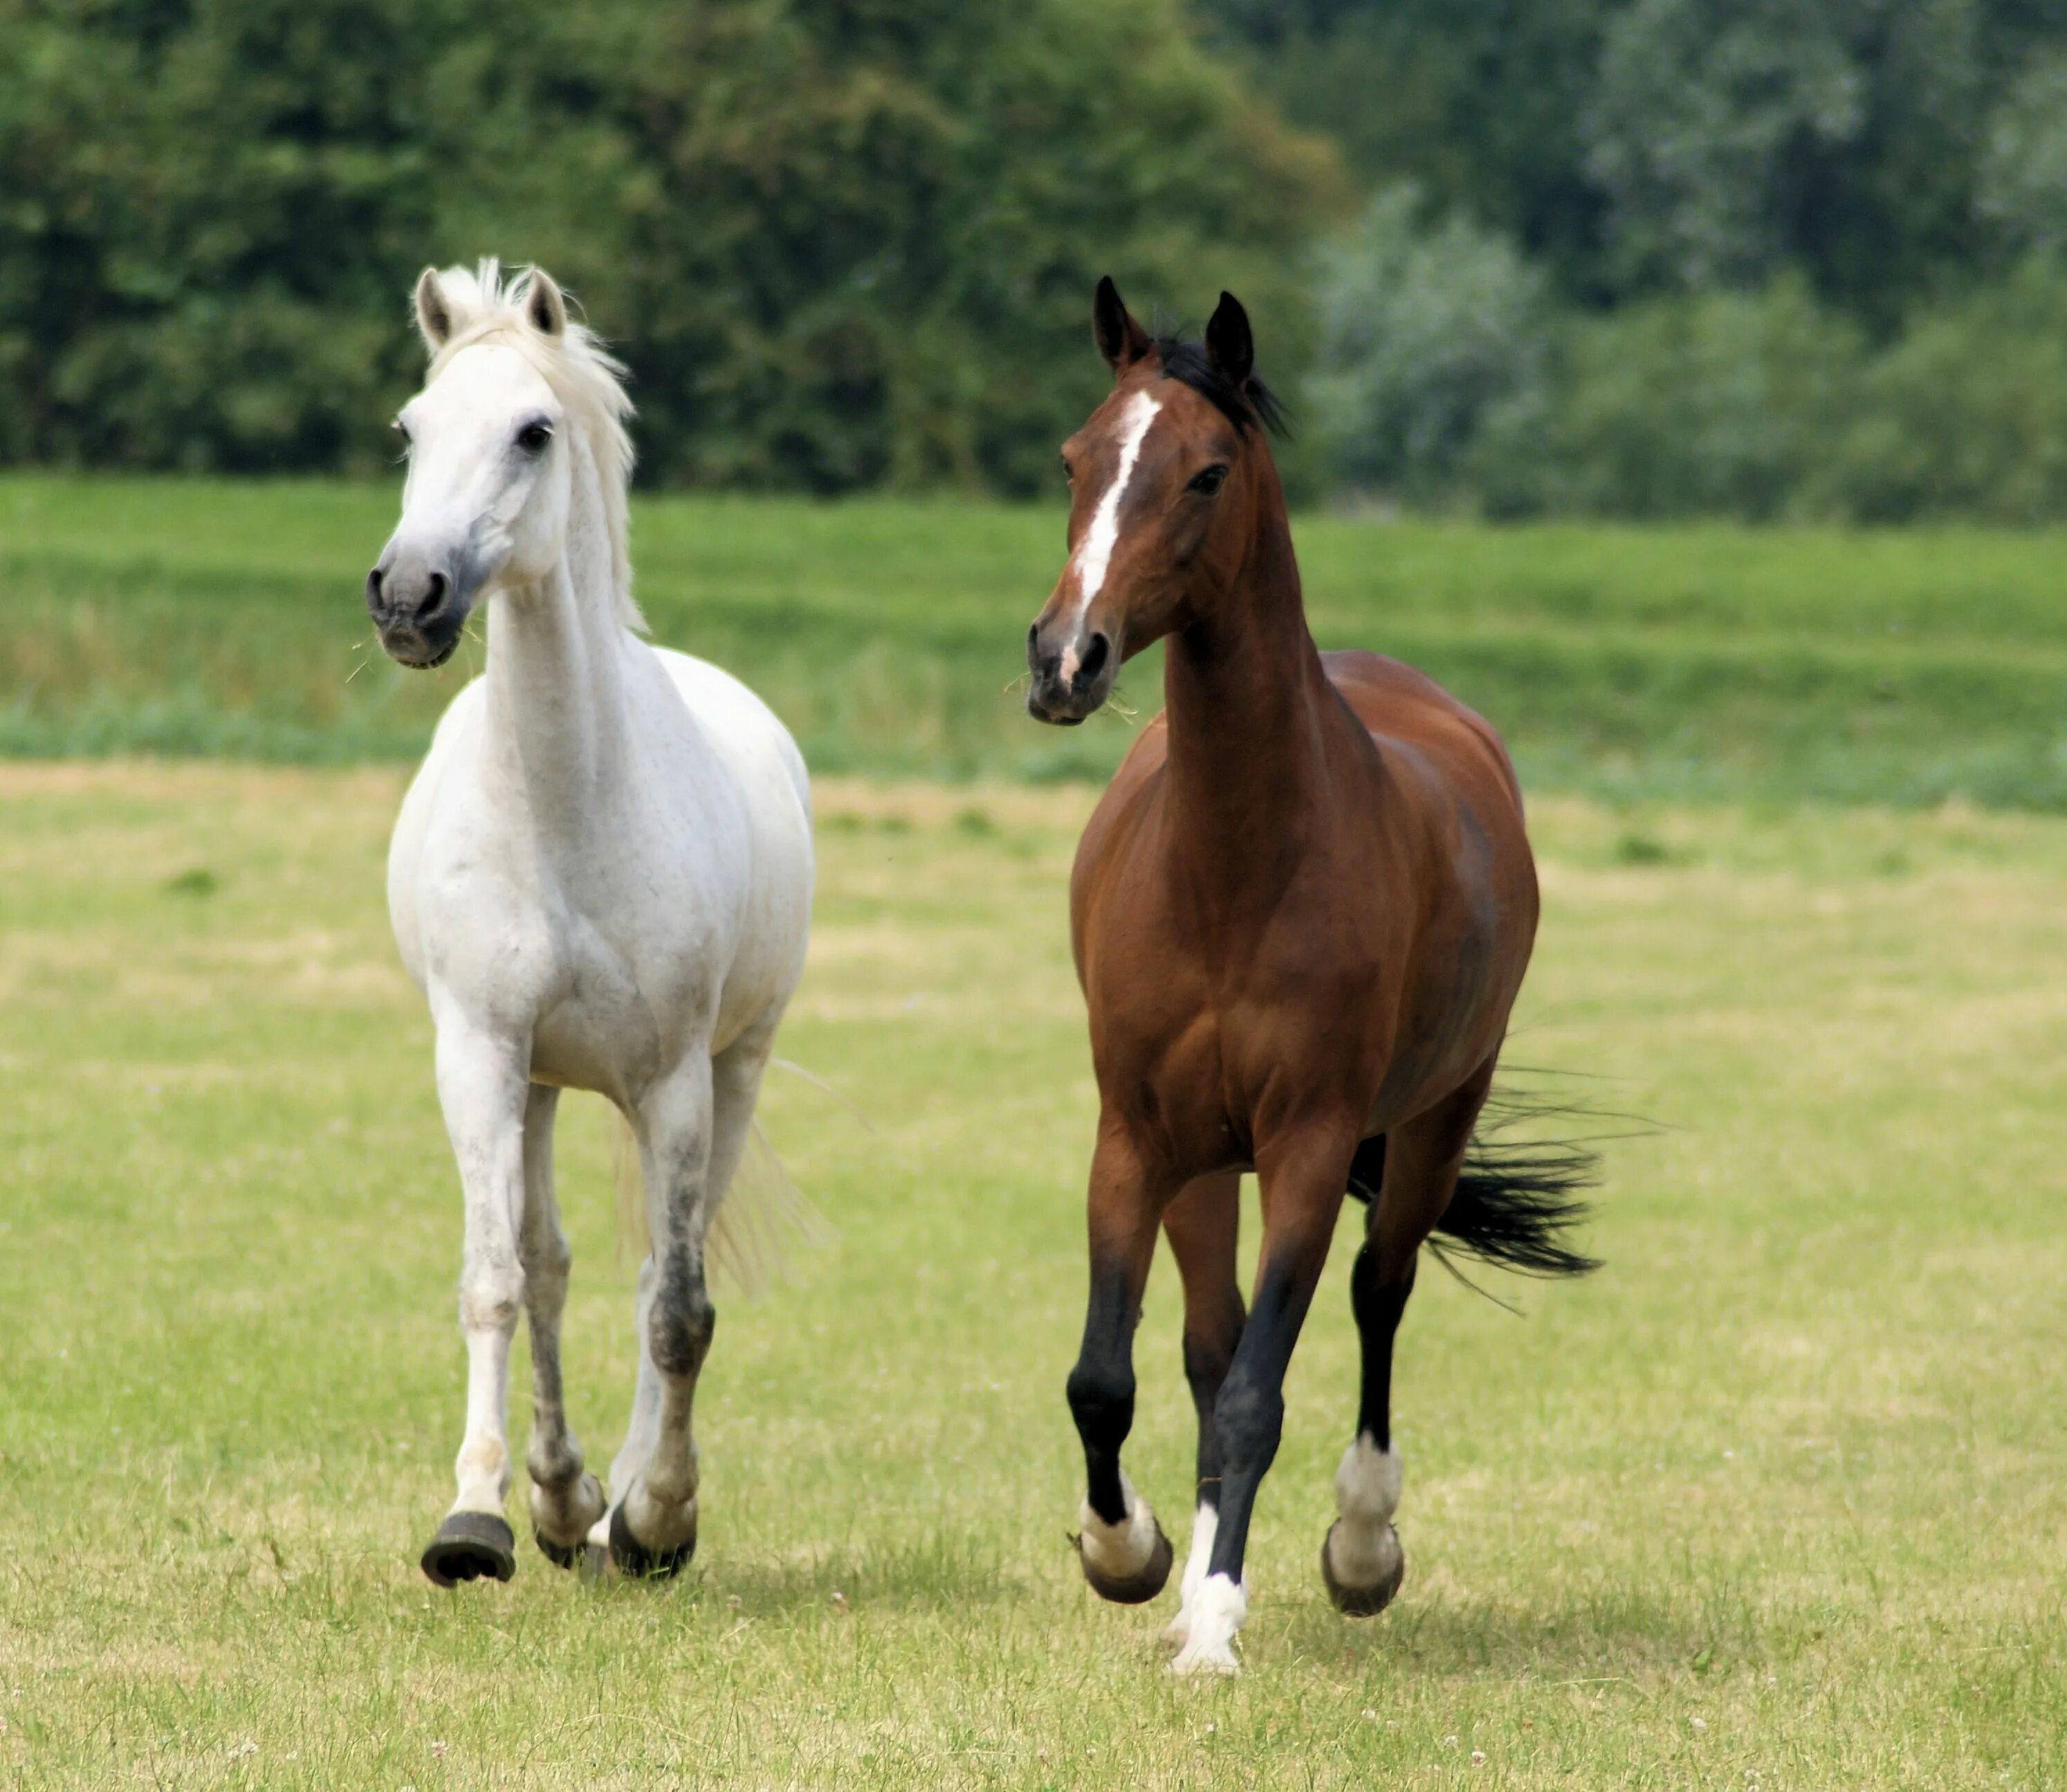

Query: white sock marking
left=1058, top=390, right=1161, bottom=685
left=1327, top=1433, right=1404, bottom=1590
left=1169, top=1571, right=1247, bottom=1676
left=1077, top=1472, right=1160, bottom=1581
left=1163, top=1501, right=1220, bottom=1647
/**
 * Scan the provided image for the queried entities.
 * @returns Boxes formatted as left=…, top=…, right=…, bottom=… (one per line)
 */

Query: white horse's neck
left=479, top=432, right=632, bottom=828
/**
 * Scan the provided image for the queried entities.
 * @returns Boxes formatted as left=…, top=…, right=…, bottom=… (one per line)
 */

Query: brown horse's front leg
left=1159, top=1171, right=1245, bottom=1647
left=1067, top=1123, right=1178, bottom=1604
left=1170, top=1122, right=1357, bottom=1674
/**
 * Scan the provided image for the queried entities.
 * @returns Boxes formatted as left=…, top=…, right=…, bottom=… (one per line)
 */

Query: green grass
left=7, top=475, right=2067, bottom=805
left=1, top=765, right=2061, bottom=1787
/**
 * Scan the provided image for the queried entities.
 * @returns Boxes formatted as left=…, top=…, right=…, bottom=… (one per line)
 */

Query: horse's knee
left=647, top=1272, right=715, bottom=1379
left=459, top=1259, right=524, bottom=1334
left=1214, top=1374, right=1284, bottom=1479
left=519, top=1224, right=571, bottom=1286
left=1066, top=1358, right=1134, bottom=1454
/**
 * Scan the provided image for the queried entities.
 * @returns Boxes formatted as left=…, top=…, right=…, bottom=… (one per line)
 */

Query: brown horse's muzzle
left=1025, top=616, right=1115, bottom=725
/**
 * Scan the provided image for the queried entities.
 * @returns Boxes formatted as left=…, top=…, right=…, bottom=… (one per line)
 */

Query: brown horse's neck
left=1161, top=480, right=1336, bottom=877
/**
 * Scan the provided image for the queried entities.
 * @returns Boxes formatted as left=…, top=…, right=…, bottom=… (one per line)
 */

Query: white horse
left=366, top=262, right=814, bottom=1586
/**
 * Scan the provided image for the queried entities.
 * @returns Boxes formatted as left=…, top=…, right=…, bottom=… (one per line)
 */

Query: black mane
left=1152, top=334, right=1289, bottom=437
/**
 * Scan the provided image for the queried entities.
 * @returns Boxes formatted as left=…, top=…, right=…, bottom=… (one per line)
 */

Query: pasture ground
left=1, top=763, right=2064, bottom=1789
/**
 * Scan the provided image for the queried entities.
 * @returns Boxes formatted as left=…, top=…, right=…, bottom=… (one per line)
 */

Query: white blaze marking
left=1059, top=390, right=1161, bottom=685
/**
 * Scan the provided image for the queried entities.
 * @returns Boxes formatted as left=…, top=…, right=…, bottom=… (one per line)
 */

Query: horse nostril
left=365, top=566, right=385, bottom=610
left=416, top=570, right=448, bottom=620
left=1078, top=632, right=1110, bottom=685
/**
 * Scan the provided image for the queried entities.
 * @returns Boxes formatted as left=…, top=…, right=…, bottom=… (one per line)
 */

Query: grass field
left=1, top=764, right=2062, bottom=1788
left=8, top=475, right=2067, bottom=807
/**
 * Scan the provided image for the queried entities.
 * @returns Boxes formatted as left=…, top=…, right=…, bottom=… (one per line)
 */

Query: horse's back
left=652, top=646, right=811, bottom=821
left=1319, top=649, right=1523, bottom=817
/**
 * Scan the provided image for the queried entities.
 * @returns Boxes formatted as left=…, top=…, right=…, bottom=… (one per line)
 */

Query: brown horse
left=1025, top=279, right=1597, bottom=1674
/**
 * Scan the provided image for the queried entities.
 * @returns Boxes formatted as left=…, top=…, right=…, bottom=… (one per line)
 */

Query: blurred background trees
left=13, top=0, right=2067, bottom=516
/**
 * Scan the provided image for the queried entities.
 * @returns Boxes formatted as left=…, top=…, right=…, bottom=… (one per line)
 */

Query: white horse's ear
left=415, top=268, right=455, bottom=353
left=525, top=270, right=567, bottom=338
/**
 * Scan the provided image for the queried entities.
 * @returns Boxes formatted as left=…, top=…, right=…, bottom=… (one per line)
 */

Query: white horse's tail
left=613, top=1109, right=827, bottom=1299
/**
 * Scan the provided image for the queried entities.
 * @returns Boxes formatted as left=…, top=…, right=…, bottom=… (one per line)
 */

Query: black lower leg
left=1350, top=1245, right=1413, bottom=1447
left=1205, top=1252, right=1320, bottom=1581
left=1182, top=1300, right=1244, bottom=1512
left=1066, top=1261, right=1137, bottom=1526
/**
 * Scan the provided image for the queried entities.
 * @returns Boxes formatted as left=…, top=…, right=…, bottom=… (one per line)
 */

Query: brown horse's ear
left=1205, top=291, right=1253, bottom=389
left=1093, top=276, right=1153, bottom=375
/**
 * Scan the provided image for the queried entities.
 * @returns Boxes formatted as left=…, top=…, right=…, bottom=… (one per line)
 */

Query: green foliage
left=1307, top=185, right=1551, bottom=504
left=1584, top=0, right=1991, bottom=322
left=0, top=0, right=1338, bottom=491
left=1484, top=281, right=1866, bottom=522
left=1978, top=50, right=2067, bottom=257
left=1821, top=259, right=2067, bottom=523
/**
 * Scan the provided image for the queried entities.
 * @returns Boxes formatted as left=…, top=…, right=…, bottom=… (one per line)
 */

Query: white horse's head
left=368, top=262, right=638, bottom=668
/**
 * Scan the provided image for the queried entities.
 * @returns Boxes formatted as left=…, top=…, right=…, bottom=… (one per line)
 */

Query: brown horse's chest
left=1079, top=857, right=1394, bottom=1175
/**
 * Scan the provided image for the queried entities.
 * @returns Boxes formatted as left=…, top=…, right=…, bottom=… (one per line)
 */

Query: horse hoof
left=1076, top=1517, right=1174, bottom=1605
left=607, top=1499, right=695, bottom=1580
left=579, top=1541, right=613, bottom=1584
left=421, top=1512, right=516, bottom=1589
left=536, top=1530, right=582, bottom=1571
left=1321, top=1520, right=1404, bottom=1617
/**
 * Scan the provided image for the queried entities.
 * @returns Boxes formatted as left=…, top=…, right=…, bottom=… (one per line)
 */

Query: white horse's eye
left=392, top=417, right=411, bottom=444
left=516, top=421, right=553, bottom=455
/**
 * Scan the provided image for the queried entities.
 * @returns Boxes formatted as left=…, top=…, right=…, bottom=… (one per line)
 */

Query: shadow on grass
left=605, top=1531, right=1030, bottom=1618
left=1278, top=1575, right=1772, bottom=1682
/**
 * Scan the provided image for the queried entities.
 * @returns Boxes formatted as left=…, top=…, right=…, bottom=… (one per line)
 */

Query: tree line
left=12, top=0, right=2067, bottom=518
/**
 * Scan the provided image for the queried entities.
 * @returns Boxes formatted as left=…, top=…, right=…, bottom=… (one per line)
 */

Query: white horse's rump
left=369, top=261, right=813, bottom=1585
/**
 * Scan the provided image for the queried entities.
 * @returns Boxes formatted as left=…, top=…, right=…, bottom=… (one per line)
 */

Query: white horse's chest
left=405, top=783, right=737, bottom=1103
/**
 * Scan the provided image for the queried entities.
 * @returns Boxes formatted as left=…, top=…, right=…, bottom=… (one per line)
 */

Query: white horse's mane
left=425, top=259, right=646, bottom=633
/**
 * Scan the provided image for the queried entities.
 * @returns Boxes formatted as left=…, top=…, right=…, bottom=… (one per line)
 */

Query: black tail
left=1346, top=1101, right=1604, bottom=1282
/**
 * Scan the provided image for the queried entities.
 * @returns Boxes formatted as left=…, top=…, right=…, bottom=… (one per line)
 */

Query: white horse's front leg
left=419, top=1012, right=530, bottom=1588
left=517, top=1084, right=606, bottom=1569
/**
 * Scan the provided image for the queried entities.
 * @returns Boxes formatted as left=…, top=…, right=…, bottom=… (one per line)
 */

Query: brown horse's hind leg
left=1324, top=1063, right=1494, bottom=1616
left=1067, top=1128, right=1178, bottom=1604
left=1159, top=1171, right=1245, bottom=1648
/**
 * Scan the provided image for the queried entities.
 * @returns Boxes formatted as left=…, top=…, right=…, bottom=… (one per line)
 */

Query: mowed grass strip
left=0, top=765, right=2062, bottom=1789
left=7, top=475, right=2067, bottom=805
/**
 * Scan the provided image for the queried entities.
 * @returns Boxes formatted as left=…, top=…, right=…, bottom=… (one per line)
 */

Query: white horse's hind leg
left=517, top=1084, right=606, bottom=1566
left=419, top=1014, right=530, bottom=1587
left=607, top=1030, right=775, bottom=1577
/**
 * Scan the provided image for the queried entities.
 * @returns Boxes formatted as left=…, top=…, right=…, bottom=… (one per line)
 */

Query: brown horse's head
left=1026, top=277, right=1285, bottom=724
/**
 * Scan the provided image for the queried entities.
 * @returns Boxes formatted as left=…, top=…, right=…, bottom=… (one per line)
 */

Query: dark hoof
left=1321, top=1520, right=1404, bottom=1618
left=421, top=1511, right=516, bottom=1589
left=535, top=1529, right=584, bottom=1571
left=607, top=1499, right=695, bottom=1580
left=1076, top=1518, right=1174, bottom=1605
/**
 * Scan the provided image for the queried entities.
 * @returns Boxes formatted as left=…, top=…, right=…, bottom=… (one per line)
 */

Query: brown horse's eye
left=1189, top=464, right=1229, bottom=497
